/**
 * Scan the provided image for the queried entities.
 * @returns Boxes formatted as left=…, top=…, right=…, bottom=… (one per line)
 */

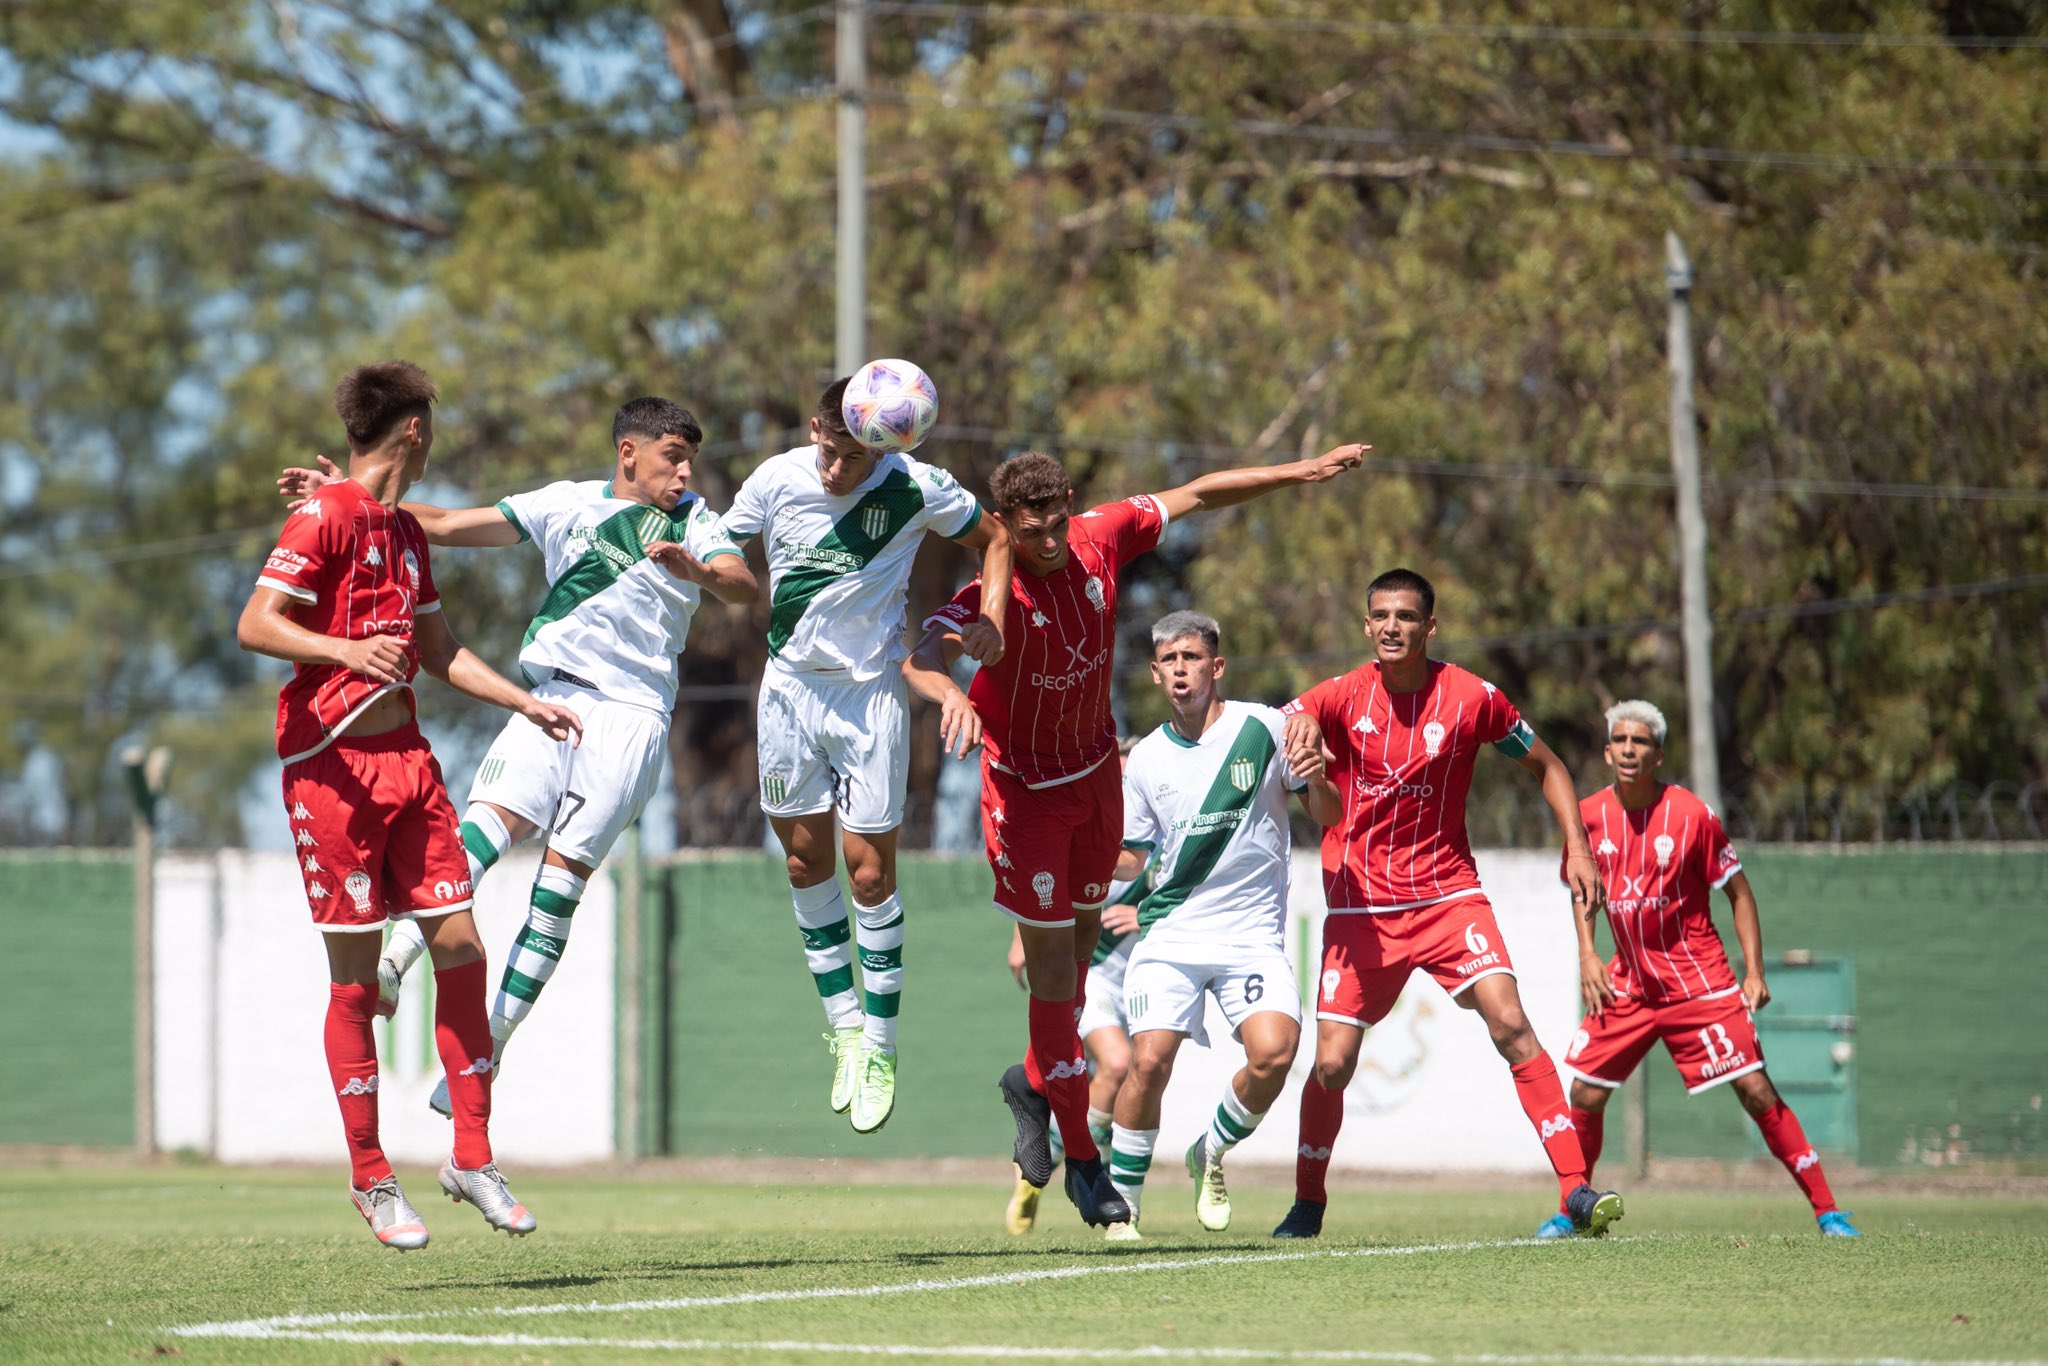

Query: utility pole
left=1666, top=230, right=1722, bottom=812
left=123, top=745, right=172, bottom=1158
left=835, top=0, right=867, bottom=376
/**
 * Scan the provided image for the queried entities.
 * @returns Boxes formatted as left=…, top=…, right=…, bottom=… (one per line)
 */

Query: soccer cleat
left=428, top=1075, right=452, bottom=1119
left=374, top=956, right=403, bottom=1020
left=1271, top=1198, right=1325, bottom=1239
left=1103, top=1217, right=1143, bottom=1242
left=1063, top=1155, right=1133, bottom=1228
left=1185, top=1134, right=1232, bottom=1232
left=998, top=1063, right=1055, bottom=1189
left=1563, top=1183, right=1624, bottom=1237
left=438, top=1159, right=537, bottom=1236
left=1004, top=1166, right=1042, bottom=1235
left=1533, top=1212, right=1576, bottom=1239
left=350, top=1175, right=429, bottom=1251
left=1817, top=1209, right=1862, bottom=1237
left=850, top=1042, right=897, bottom=1134
left=826, top=1026, right=865, bottom=1115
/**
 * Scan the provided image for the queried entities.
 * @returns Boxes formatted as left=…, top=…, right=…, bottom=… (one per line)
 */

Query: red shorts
left=1564, top=989, right=1765, bottom=1095
left=281, top=723, right=473, bottom=933
left=982, top=756, right=1122, bottom=927
left=1315, top=893, right=1514, bottom=1026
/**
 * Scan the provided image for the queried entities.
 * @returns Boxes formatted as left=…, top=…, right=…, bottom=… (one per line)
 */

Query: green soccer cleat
left=1185, top=1134, right=1232, bottom=1232
left=825, top=1026, right=864, bottom=1115
left=850, top=1041, right=896, bottom=1134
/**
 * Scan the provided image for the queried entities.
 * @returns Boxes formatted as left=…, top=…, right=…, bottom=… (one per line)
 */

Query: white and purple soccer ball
left=841, top=358, right=938, bottom=453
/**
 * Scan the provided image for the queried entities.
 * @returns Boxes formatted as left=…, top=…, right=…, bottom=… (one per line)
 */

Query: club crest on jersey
left=1031, top=870, right=1056, bottom=909
left=343, top=871, right=373, bottom=914
left=402, top=549, right=421, bottom=591
left=1229, top=757, right=1256, bottom=792
left=1084, top=576, right=1106, bottom=612
left=1654, top=833, right=1676, bottom=868
left=762, top=772, right=788, bottom=805
left=1422, top=720, right=1447, bottom=757
left=860, top=505, right=891, bottom=540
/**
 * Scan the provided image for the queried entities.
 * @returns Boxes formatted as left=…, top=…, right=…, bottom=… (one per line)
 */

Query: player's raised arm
left=1151, top=442, right=1368, bottom=522
left=1513, top=737, right=1603, bottom=916
left=411, top=605, right=583, bottom=745
left=903, top=619, right=982, bottom=760
left=948, top=512, right=1012, bottom=665
left=278, top=454, right=523, bottom=547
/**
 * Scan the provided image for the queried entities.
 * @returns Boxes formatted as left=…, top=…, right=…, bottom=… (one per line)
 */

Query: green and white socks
left=1109, top=1123, right=1156, bottom=1213
left=793, top=879, right=864, bottom=1032
left=492, top=863, right=584, bottom=1045
left=1208, top=1086, right=1264, bottom=1154
left=853, top=892, right=904, bottom=1053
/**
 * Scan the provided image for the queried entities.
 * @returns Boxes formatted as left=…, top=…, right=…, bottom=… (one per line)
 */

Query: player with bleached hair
left=719, top=377, right=1014, bottom=1137
left=1100, top=610, right=1320, bottom=1240
left=1539, top=699, right=1861, bottom=1238
left=279, top=397, right=759, bottom=1120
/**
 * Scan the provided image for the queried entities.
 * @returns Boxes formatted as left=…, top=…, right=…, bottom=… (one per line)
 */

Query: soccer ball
left=841, top=358, right=939, bottom=453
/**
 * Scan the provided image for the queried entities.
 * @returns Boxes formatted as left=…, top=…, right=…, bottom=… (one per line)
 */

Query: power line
left=928, top=424, right=2048, bottom=506
left=868, top=3, right=2048, bottom=51
left=1231, top=571, right=2048, bottom=669
left=878, top=89, right=2048, bottom=179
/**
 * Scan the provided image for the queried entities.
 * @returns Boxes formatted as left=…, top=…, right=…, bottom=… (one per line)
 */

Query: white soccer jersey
left=496, top=480, right=743, bottom=713
left=720, top=445, right=983, bottom=680
left=1121, top=700, right=1304, bottom=951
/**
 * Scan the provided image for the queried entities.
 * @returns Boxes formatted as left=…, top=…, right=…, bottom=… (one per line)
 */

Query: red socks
left=1573, top=1106, right=1605, bottom=1177
left=324, top=982, right=390, bottom=1190
left=1294, top=1078, right=1345, bottom=1203
left=1753, top=1100, right=1837, bottom=1214
left=1024, top=990, right=1095, bottom=1163
left=1510, top=1054, right=1588, bottom=1203
left=433, top=959, right=495, bottom=1170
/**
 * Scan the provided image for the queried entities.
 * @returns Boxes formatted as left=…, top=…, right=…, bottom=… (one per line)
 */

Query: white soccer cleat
left=826, top=1026, right=865, bottom=1115
left=438, top=1159, right=537, bottom=1236
left=1186, top=1134, right=1232, bottom=1232
left=350, top=1175, right=429, bottom=1251
left=1103, top=1218, right=1143, bottom=1242
left=374, top=956, right=403, bottom=1019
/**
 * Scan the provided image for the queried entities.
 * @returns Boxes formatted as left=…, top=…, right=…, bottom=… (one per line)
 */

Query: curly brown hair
left=334, top=361, right=437, bottom=449
left=989, top=451, right=1072, bottom=515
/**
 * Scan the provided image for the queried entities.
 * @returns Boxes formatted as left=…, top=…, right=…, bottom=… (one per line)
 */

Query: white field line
left=170, top=1240, right=1537, bottom=1337
left=156, top=1328, right=2048, bottom=1366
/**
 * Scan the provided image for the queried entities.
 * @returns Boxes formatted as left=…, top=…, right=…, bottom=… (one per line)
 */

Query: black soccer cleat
left=1271, top=1198, right=1326, bottom=1239
left=1563, top=1183, right=1624, bottom=1237
left=999, top=1063, right=1055, bottom=1189
left=1063, top=1155, right=1132, bottom=1228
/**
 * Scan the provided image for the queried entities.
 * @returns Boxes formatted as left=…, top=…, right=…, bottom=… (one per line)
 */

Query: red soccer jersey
left=927, top=493, right=1167, bottom=788
left=255, top=478, right=442, bottom=764
left=1287, top=660, right=1533, bottom=912
left=1569, top=783, right=1743, bottom=1004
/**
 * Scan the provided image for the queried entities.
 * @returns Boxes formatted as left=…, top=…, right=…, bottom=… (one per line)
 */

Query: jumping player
left=279, top=398, right=758, bottom=1114
left=1104, top=611, right=1316, bottom=1239
left=1276, top=567, right=1621, bottom=1240
left=1539, top=699, right=1861, bottom=1238
left=906, top=442, right=1366, bottom=1228
left=237, top=361, right=582, bottom=1249
left=719, top=377, right=1012, bottom=1135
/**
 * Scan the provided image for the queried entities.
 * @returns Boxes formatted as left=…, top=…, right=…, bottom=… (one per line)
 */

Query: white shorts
left=1078, top=937, right=1134, bottom=1041
left=467, top=680, right=668, bottom=867
left=756, top=665, right=909, bottom=834
left=1124, top=940, right=1301, bottom=1047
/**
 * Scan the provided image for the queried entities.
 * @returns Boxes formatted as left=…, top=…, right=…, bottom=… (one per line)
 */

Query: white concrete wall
left=153, top=850, right=615, bottom=1166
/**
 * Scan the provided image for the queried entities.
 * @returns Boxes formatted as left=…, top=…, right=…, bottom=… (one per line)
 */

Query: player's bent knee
left=1313, top=1055, right=1357, bottom=1091
left=1570, top=1081, right=1610, bottom=1112
left=1731, top=1071, right=1779, bottom=1114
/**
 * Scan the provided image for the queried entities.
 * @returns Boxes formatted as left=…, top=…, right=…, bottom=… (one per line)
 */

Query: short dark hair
left=816, top=377, right=857, bottom=446
left=1366, top=567, right=1435, bottom=617
left=990, top=451, right=1072, bottom=515
left=334, top=361, right=436, bottom=449
left=613, top=396, right=702, bottom=447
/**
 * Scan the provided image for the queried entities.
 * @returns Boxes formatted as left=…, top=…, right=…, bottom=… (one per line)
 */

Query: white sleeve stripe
left=416, top=598, right=443, bottom=614
left=256, top=576, right=317, bottom=604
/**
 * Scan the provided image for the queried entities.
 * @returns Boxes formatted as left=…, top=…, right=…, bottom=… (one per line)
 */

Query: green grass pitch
left=3, top=1164, right=2044, bottom=1364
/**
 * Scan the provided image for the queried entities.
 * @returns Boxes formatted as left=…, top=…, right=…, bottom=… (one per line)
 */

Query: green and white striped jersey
left=1122, top=700, right=1304, bottom=951
left=496, top=480, right=743, bottom=714
left=720, top=445, right=983, bottom=681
